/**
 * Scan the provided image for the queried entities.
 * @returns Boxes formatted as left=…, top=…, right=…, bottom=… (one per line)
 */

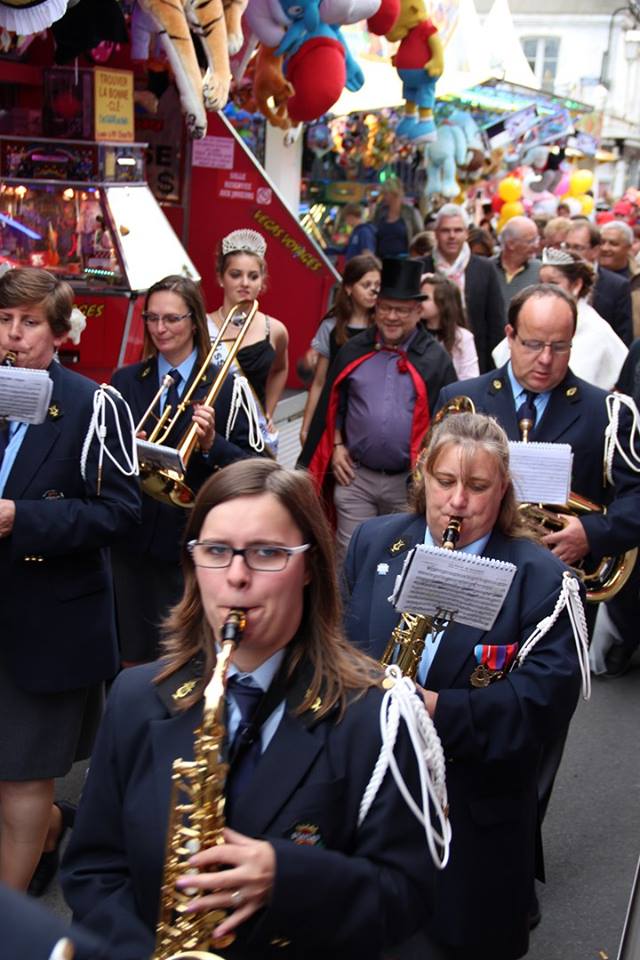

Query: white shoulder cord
left=227, top=375, right=266, bottom=453
left=604, top=392, right=640, bottom=484
left=80, top=385, right=139, bottom=493
left=358, top=666, right=451, bottom=870
left=512, top=571, right=590, bottom=700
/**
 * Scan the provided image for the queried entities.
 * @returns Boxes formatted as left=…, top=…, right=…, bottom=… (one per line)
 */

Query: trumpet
left=153, top=609, right=247, bottom=960
left=381, top=517, right=462, bottom=679
left=137, top=300, right=259, bottom=508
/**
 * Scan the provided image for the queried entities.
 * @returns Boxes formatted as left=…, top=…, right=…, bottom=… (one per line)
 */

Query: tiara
left=221, top=229, right=267, bottom=259
left=542, top=246, right=575, bottom=265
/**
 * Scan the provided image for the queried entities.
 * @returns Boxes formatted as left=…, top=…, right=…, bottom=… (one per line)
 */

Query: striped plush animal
left=138, top=0, right=232, bottom=138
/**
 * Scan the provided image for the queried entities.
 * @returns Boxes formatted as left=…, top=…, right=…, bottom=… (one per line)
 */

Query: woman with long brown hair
left=62, top=459, right=434, bottom=960
left=419, top=273, right=479, bottom=379
left=300, top=253, right=381, bottom=445
left=110, top=274, right=255, bottom=665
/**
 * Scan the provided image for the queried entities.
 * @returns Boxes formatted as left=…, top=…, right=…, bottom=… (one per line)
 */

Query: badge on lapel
left=388, top=537, right=411, bottom=558
left=48, top=404, right=62, bottom=421
left=140, top=364, right=152, bottom=379
left=287, top=822, right=324, bottom=847
left=470, top=643, right=518, bottom=688
left=490, top=379, right=504, bottom=393
left=173, top=680, right=197, bottom=702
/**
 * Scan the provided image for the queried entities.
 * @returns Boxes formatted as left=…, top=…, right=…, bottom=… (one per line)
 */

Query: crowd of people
left=1, top=187, right=640, bottom=960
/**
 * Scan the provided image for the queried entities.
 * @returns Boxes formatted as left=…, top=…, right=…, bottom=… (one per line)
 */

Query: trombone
left=136, top=299, right=259, bottom=508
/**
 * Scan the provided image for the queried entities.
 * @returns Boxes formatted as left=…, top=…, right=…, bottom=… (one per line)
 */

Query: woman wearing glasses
left=110, top=275, right=255, bottom=665
left=62, top=459, right=434, bottom=960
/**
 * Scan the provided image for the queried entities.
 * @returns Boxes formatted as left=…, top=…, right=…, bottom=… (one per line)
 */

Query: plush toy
left=133, top=0, right=232, bottom=138
left=252, top=45, right=295, bottom=129
left=387, top=0, right=443, bottom=143
left=422, top=122, right=467, bottom=198
left=245, top=0, right=378, bottom=122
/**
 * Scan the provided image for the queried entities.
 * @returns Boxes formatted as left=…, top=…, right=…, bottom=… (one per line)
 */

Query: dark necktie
left=516, top=390, right=537, bottom=441
left=226, top=676, right=264, bottom=812
left=0, top=420, right=9, bottom=471
left=164, top=369, right=182, bottom=415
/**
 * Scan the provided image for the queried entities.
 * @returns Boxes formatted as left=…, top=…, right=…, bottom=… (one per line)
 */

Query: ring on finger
left=230, top=889, right=244, bottom=908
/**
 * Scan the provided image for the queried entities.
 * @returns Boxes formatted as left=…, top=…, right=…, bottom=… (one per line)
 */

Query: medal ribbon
left=473, top=643, right=518, bottom=672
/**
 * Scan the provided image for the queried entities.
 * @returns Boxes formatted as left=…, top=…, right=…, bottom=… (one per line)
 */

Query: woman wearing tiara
left=209, top=230, right=289, bottom=439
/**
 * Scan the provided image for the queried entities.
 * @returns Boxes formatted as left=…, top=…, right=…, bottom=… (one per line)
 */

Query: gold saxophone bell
left=137, top=301, right=259, bottom=508
left=381, top=518, right=462, bottom=681
left=152, top=609, right=247, bottom=960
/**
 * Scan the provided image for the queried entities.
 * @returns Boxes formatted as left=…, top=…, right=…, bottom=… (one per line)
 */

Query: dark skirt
left=112, top=549, right=183, bottom=663
left=0, top=656, right=103, bottom=781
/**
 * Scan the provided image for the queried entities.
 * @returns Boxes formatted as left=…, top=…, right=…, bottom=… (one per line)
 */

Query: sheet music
left=0, top=366, right=53, bottom=424
left=391, top=545, right=517, bottom=631
left=136, top=439, right=185, bottom=475
left=508, top=441, right=573, bottom=505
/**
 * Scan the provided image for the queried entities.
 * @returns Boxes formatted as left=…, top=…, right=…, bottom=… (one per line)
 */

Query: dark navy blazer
left=0, top=362, right=141, bottom=693
left=62, top=658, right=434, bottom=960
left=437, top=364, right=640, bottom=560
left=0, top=882, right=109, bottom=960
left=111, top=357, right=255, bottom=564
left=344, top=513, right=582, bottom=958
left=593, top=266, right=633, bottom=345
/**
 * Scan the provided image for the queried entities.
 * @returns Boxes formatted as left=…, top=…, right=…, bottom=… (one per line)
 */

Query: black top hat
left=378, top=258, right=426, bottom=301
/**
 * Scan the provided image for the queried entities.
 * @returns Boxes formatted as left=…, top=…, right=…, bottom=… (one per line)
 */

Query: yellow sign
left=94, top=68, right=134, bottom=143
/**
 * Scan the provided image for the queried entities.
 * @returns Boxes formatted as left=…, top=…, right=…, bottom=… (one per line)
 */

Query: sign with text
left=94, top=68, right=134, bottom=143
left=187, top=111, right=338, bottom=387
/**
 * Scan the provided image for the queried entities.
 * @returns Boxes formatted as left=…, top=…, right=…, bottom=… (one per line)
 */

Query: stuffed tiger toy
left=138, top=0, right=234, bottom=138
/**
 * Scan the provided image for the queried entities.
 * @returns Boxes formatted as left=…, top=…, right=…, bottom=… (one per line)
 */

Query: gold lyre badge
left=389, top=538, right=406, bottom=555
left=172, top=680, right=197, bottom=701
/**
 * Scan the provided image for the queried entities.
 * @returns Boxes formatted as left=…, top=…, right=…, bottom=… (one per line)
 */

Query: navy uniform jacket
left=0, top=883, right=109, bottom=960
left=437, top=365, right=640, bottom=560
left=344, top=514, right=582, bottom=959
left=0, top=362, right=141, bottom=693
left=593, top=266, right=633, bottom=345
left=111, top=357, right=254, bottom=564
left=62, top=657, right=434, bottom=960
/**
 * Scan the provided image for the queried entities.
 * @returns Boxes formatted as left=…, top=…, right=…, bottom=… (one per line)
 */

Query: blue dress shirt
left=157, top=349, right=198, bottom=412
left=506, top=360, right=551, bottom=427
left=0, top=421, right=28, bottom=496
left=226, top=647, right=286, bottom=753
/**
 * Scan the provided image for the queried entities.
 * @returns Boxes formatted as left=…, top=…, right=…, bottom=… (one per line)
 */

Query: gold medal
left=470, top=663, right=504, bottom=688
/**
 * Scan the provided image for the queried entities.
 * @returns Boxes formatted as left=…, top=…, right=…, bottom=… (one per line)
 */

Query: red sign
left=187, top=112, right=338, bottom=387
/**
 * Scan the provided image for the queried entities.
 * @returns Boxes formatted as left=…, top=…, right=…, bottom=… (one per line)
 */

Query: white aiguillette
left=508, top=441, right=573, bottom=505
left=390, top=545, right=517, bottom=631
left=0, top=365, right=53, bottom=424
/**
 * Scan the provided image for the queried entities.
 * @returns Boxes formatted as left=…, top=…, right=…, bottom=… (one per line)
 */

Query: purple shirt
left=344, top=333, right=417, bottom=471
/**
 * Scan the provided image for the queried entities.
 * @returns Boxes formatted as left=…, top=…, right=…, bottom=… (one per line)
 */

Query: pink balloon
left=554, top=174, right=570, bottom=197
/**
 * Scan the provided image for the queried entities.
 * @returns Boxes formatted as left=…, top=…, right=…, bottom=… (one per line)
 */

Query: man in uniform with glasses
left=437, top=282, right=640, bottom=681
left=299, top=258, right=456, bottom=560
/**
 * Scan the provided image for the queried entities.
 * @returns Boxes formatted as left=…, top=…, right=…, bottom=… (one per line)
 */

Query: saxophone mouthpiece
left=222, top=608, right=247, bottom=644
left=441, top=517, right=462, bottom=550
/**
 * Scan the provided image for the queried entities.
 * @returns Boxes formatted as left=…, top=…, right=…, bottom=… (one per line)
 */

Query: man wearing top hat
left=298, top=258, right=456, bottom=560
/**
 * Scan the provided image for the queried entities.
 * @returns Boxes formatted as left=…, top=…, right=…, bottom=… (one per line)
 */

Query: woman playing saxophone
left=61, top=459, right=434, bottom=960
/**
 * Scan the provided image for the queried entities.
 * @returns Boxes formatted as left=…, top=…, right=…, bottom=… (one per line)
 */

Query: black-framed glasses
left=187, top=541, right=311, bottom=571
left=142, top=312, right=192, bottom=326
left=515, top=333, right=572, bottom=355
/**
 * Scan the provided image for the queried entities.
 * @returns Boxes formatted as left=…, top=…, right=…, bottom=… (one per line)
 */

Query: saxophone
left=381, top=518, right=462, bottom=680
left=153, top=609, right=247, bottom=960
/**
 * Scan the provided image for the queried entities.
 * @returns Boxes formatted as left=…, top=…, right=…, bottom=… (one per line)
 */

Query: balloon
left=580, top=194, right=594, bottom=215
left=491, top=194, right=505, bottom=214
left=532, top=197, right=559, bottom=217
left=497, top=200, right=524, bottom=230
left=568, top=169, right=594, bottom=196
left=554, top=173, right=570, bottom=197
left=498, top=176, right=522, bottom=203
left=563, top=197, right=582, bottom=216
